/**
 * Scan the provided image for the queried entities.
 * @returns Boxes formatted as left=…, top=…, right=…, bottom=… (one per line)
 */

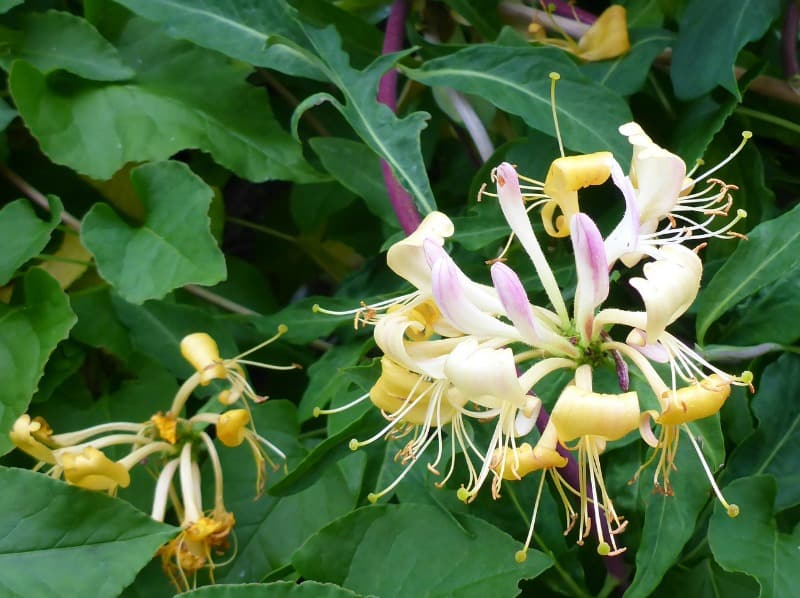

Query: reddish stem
left=782, top=2, right=799, bottom=79
left=378, top=0, right=422, bottom=234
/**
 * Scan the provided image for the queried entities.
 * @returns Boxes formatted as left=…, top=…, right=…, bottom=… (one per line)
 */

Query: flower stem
left=378, top=0, right=422, bottom=235
left=782, top=2, right=800, bottom=82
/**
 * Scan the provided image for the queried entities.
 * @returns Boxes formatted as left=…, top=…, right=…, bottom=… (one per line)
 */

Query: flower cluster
left=9, top=329, right=293, bottom=591
left=317, top=120, right=753, bottom=561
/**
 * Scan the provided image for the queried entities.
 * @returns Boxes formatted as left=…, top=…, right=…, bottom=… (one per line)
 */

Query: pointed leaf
left=403, top=45, right=633, bottom=162
left=9, top=17, right=319, bottom=182
left=0, top=11, right=134, bottom=80
left=696, top=202, right=800, bottom=343
left=292, top=503, right=552, bottom=598
left=671, top=0, right=782, bottom=99
left=709, top=475, right=800, bottom=597
left=0, top=269, right=75, bottom=455
left=0, top=467, right=177, bottom=597
left=291, top=25, right=437, bottom=215
left=81, top=161, right=226, bottom=304
left=0, top=195, right=62, bottom=285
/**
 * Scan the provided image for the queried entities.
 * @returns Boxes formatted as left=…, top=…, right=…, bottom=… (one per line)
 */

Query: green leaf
left=723, top=354, right=800, bottom=510
left=70, top=287, right=133, bottom=358
left=695, top=202, right=800, bottom=343
left=671, top=0, right=782, bottom=99
left=653, top=558, right=760, bottom=598
left=625, top=439, right=716, bottom=598
left=9, top=17, right=320, bottom=182
left=580, top=28, right=673, bottom=96
left=113, top=0, right=326, bottom=80
left=291, top=25, right=437, bottom=215
left=0, top=269, right=75, bottom=455
left=440, top=0, right=501, bottom=40
left=254, top=296, right=363, bottom=346
left=0, top=466, right=177, bottom=597
left=0, top=195, right=62, bottom=285
left=181, top=581, right=365, bottom=597
left=0, top=0, right=22, bottom=14
left=403, top=45, right=633, bottom=162
left=309, top=137, right=398, bottom=228
left=81, top=161, right=226, bottom=303
left=205, top=401, right=359, bottom=583
left=709, top=476, right=800, bottom=597
left=0, top=97, right=16, bottom=131
left=292, top=503, right=552, bottom=597
left=0, top=11, right=134, bottom=81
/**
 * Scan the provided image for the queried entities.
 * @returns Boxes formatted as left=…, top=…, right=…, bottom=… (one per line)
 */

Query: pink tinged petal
left=495, top=162, right=541, bottom=263
left=386, top=211, right=454, bottom=292
left=490, top=262, right=544, bottom=345
left=423, top=239, right=505, bottom=315
left=626, top=329, right=670, bottom=363
left=571, top=213, right=609, bottom=341
left=430, top=249, right=520, bottom=339
left=604, top=158, right=641, bottom=266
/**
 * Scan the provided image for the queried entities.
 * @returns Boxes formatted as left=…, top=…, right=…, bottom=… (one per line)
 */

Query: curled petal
left=373, top=313, right=461, bottom=379
left=444, top=339, right=528, bottom=410
left=542, top=152, right=614, bottom=237
left=181, top=333, right=227, bottom=385
left=61, top=447, right=131, bottom=491
left=10, top=414, right=56, bottom=464
left=571, top=213, right=609, bottom=341
left=386, top=211, right=454, bottom=292
left=604, top=158, right=641, bottom=266
left=577, top=5, right=630, bottom=61
left=550, top=385, right=640, bottom=442
left=216, top=409, right=251, bottom=447
left=658, top=374, right=731, bottom=425
left=629, top=245, right=702, bottom=341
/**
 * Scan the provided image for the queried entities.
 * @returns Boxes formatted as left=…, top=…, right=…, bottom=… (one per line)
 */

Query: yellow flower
left=529, top=5, right=630, bottom=62
left=216, top=409, right=251, bottom=447
left=9, top=414, right=57, bottom=464
left=61, top=446, right=131, bottom=492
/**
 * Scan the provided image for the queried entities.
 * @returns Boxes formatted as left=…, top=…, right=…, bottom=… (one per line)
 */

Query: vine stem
left=782, top=2, right=800, bottom=88
left=377, top=0, right=422, bottom=235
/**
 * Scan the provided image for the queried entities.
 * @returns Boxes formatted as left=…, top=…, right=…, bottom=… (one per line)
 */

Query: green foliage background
left=1, top=0, right=799, bottom=597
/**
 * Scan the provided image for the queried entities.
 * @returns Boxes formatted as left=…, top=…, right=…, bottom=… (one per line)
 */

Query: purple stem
left=548, top=0, right=597, bottom=25
left=378, top=0, right=422, bottom=235
left=536, top=406, right=630, bottom=587
left=782, top=2, right=799, bottom=79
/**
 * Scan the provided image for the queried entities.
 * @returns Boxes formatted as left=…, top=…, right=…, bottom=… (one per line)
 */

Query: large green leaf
left=291, top=25, right=437, bottom=215
left=723, top=354, right=800, bottom=510
left=81, top=161, right=226, bottom=303
left=695, top=202, right=800, bottom=343
left=403, top=45, right=633, bottom=162
left=671, top=0, right=782, bottom=99
left=580, top=28, right=673, bottom=96
left=0, top=11, right=134, bottom=81
left=653, top=557, right=760, bottom=597
left=0, top=195, right=62, bottom=285
left=0, top=0, right=21, bottom=13
left=182, top=581, right=364, bottom=597
left=0, top=467, right=176, bottom=597
left=9, top=17, right=319, bottom=182
left=292, top=503, right=552, bottom=597
left=113, top=0, right=325, bottom=79
left=709, top=476, right=800, bottom=597
left=0, top=269, right=75, bottom=455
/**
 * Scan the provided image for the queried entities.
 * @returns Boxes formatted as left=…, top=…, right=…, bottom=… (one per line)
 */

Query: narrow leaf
left=696, top=202, right=800, bottom=342
left=404, top=45, right=633, bottom=162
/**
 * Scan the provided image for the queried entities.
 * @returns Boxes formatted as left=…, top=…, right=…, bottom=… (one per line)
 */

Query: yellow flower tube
left=550, top=384, right=641, bottom=442
left=541, top=152, right=614, bottom=237
left=61, top=446, right=131, bottom=492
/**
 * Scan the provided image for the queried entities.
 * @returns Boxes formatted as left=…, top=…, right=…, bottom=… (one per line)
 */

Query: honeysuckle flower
left=10, top=414, right=57, bottom=464
left=550, top=366, right=642, bottom=556
left=175, top=327, right=296, bottom=413
left=528, top=5, right=630, bottom=62
left=60, top=446, right=131, bottom=492
left=605, top=122, right=750, bottom=266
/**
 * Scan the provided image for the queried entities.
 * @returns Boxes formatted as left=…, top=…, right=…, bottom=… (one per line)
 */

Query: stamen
left=684, top=425, right=739, bottom=517
left=690, top=131, right=752, bottom=185
left=516, top=470, right=548, bottom=562
left=549, top=72, right=565, bottom=158
left=234, top=325, right=288, bottom=361
left=314, top=391, right=371, bottom=416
